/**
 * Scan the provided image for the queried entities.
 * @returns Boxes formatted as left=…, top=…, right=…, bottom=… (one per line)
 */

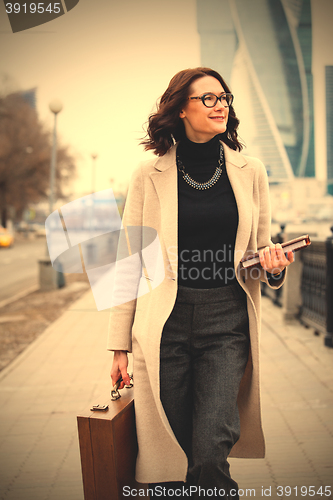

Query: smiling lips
left=209, top=116, right=225, bottom=121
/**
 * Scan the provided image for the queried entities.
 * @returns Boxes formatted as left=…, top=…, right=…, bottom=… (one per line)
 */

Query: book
left=240, top=235, right=311, bottom=269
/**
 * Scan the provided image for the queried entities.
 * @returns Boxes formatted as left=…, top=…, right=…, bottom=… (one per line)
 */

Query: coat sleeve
left=255, top=160, right=286, bottom=289
left=106, top=165, right=144, bottom=353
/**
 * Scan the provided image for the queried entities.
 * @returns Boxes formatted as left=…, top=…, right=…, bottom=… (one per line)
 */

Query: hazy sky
left=1, top=0, right=332, bottom=199
left=0, top=0, right=200, bottom=197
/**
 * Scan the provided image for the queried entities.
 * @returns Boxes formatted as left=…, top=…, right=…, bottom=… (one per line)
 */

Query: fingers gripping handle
left=111, top=373, right=133, bottom=401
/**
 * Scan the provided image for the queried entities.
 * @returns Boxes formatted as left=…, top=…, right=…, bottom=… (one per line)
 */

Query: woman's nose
left=214, top=98, right=224, bottom=110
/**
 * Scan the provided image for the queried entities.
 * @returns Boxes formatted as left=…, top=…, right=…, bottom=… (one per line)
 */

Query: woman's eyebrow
left=200, top=91, right=226, bottom=95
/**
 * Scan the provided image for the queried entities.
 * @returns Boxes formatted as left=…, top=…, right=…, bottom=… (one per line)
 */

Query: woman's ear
left=179, top=110, right=185, bottom=118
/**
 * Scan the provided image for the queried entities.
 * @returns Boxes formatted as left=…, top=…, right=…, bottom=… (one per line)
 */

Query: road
left=0, top=237, right=46, bottom=304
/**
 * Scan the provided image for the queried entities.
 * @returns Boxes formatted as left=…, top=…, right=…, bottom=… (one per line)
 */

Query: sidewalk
left=0, top=288, right=332, bottom=500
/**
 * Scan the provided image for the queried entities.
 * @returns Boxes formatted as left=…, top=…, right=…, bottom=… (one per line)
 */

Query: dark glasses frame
left=188, top=92, right=234, bottom=108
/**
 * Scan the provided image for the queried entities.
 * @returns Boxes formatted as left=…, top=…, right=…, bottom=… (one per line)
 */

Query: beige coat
left=107, top=141, right=286, bottom=484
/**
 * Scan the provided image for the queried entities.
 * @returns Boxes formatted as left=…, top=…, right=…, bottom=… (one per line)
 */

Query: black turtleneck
left=177, top=135, right=239, bottom=288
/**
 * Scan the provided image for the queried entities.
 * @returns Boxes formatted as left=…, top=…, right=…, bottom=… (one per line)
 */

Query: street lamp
left=91, top=152, right=98, bottom=194
left=85, top=153, right=98, bottom=265
left=39, top=99, right=64, bottom=291
left=49, top=99, right=63, bottom=213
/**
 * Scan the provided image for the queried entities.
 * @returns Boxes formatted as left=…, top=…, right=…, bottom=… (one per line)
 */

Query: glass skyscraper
left=326, top=66, right=333, bottom=195
left=197, top=0, right=315, bottom=183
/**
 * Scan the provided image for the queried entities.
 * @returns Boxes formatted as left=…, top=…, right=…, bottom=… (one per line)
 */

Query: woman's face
left=179, top=75, right=229, bottom=143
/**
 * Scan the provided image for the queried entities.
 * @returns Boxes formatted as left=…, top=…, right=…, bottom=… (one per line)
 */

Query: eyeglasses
left=188, top=92, right=234, bottom=108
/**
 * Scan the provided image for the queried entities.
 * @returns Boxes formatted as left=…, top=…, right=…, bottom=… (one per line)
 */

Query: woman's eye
left=204, top=95, right=214, bottom=102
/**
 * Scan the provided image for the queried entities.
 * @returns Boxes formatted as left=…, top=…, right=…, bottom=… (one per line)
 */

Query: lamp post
left=91, top=152, right=98, bottom=194
left=39, top=99, right=64, bottom=290
left=49, top=99, right=63, bottom=213
left=86, top=153, right=98, bottom=265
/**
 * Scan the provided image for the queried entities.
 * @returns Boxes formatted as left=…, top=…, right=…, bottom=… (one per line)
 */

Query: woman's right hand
left=110, top=350, right=131, bottom=389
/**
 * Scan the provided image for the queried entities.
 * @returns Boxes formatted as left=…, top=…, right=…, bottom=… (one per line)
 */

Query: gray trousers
left=150, top=283, right=249, bottom=499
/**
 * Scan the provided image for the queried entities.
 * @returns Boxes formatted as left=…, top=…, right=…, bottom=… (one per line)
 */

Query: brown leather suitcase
left=77, top=386, right=149, bottom=500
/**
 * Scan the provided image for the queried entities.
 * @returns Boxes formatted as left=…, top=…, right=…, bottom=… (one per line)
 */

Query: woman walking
left=108, top=67, right=294, bottom=498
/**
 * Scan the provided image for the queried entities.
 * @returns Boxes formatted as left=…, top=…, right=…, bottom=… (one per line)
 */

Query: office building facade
left=197, top=0, right=315, bottom=183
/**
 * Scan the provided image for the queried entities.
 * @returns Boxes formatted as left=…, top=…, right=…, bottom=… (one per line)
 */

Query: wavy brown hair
left=141, top=67, right=243, bottom=156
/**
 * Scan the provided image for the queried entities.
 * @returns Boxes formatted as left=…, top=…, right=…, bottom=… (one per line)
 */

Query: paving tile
left=13, top=472, right=54, bottom=491
left=300, top=447, right=333, bottom=462
left=47, top=485, right=84, bottom=500
left=1, top=292, right=333, bottom=496
left=55, top=467, right=82, bottom=483
left=19, top=451, right=66, bottom=471
left=2, top=416, right=49, bottom=436
left=0, top=434, right=38, bottom=455
left=4, top=486, right=51, bottom=499
left=316, top=479, right=333, bottom=491
left=312, top=407, right=333, bottom=420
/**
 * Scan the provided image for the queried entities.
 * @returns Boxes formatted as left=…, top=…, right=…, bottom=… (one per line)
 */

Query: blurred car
left=0, top=227, right=14, bottom=247
left=30, top=223, right=46, bottom=237
left=315, top=206, right=333, bottom=222
left=15, top=221, right=32, bottom=233
left=14, top=221, right=46, bottom=237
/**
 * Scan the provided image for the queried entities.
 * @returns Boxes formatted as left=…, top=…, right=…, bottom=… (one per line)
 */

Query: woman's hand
left=259, top=243, right=294, bottom=275
left=110, top=350, right=131, bottom=389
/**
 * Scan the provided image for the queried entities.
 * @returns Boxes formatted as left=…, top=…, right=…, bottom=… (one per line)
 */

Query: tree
left=0, top=89, right=76, bottom=227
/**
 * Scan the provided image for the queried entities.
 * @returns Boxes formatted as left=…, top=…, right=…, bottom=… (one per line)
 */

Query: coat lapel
left=149, top=142, right=256, bottom=278
left=149, top=146, right=178, bottom=278
left=223, top=143, right=255, bottom=267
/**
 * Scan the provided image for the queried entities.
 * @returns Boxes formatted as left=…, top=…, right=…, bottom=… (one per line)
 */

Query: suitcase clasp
left=90, top=404, right=109, bottom=411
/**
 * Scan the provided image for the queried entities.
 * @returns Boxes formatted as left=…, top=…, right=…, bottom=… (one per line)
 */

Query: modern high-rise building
left=197, top=0, right=315, bottom=183
left=326, top=66, right=333, bottom=195
left=20, top=88, right=37, bottom=109
left=8, top=87, right=37, bottom=109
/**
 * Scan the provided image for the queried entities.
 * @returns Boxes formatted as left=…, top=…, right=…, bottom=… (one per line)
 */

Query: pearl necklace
left=177, top=143, right=224, bottom=190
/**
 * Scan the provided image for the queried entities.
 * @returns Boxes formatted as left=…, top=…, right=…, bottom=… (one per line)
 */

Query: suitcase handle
left=111, top=373, right=133, bottom=401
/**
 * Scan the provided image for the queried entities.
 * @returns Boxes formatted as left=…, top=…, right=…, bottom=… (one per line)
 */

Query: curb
left=0, top=284, right=39, bottom=309
left=0, top=288, right=93, bottom=382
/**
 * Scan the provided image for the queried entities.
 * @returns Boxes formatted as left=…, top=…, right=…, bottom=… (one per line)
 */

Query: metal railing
left=262, top=226, right=333, bottom=347
left=260, top=228, right=285, bottom=307
left=299, top=240, right=327, bottom=334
